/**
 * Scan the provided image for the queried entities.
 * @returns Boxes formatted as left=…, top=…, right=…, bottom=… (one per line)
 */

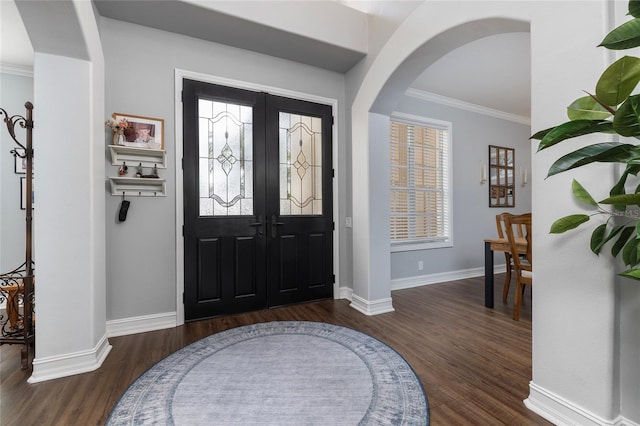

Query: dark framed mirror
left=489, top=145, right=515, bottom=207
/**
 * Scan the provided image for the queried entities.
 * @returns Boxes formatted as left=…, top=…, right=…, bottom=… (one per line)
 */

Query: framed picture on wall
left=14, top=149, right=27, bottom=174
left=112, top=113, right=164, bottom=150
left=20, top=177, right=34, bottom=210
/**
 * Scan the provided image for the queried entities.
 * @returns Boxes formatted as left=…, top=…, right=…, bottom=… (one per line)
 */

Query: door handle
left=249, top=215, right=263, bottom=238
left=271, top=214, right=285, bottom=239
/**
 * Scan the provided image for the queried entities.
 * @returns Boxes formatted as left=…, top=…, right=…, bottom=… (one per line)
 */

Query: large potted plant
left=533, top=0, right=640, bottom=279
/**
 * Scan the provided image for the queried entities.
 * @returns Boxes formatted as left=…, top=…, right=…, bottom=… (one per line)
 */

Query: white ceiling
left=1, top=0, right=530, bottom=120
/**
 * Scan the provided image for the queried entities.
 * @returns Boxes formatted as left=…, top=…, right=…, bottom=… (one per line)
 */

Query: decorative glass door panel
left=198, top=99, right=253, bottom=216
left=279, top=112, right=323, bottom=216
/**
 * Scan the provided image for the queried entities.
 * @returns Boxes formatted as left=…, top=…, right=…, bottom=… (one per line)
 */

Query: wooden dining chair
left=504, top=213, right=532, bottom=321
left=495, top=212, right=523, bottom=303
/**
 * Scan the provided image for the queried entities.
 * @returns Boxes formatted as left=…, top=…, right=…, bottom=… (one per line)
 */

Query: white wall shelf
left=109, top=177, right=166, bottom=197
left=108, top=145, right=167, bottom=169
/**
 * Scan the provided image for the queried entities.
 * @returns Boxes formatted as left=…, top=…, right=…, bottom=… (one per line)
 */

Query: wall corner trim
left=28, top=335, right=112, bottom=383
left=349, top=294, right=394, bottom=316
left=525, top=381, right=632, bottom=426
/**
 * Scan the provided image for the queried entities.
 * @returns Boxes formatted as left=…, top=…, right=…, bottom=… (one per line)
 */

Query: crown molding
left=405, top=88, right=530, bottom=126
left=0, top=63, right=33, bottom=77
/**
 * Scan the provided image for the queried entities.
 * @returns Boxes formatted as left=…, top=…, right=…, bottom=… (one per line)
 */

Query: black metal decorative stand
left=0, top=102, right=35, bottom=370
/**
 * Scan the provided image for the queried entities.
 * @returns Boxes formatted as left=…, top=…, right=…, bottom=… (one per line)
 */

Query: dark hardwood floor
left=1, top=274, right=550, bottom=425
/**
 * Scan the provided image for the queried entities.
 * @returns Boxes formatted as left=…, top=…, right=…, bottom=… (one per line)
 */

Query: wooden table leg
left=484, top=240, right=494, bottom=308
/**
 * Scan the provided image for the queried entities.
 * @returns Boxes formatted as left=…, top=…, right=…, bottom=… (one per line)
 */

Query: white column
left=350, top=112, right=393, bottom=315
left=16, top=0, right=109, bottom=382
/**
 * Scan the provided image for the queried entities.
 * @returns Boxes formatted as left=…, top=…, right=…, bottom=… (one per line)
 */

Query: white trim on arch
left=173, top=68, right=341, bottom=325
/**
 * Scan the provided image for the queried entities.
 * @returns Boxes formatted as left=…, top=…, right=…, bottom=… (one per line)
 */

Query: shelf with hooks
left=108, top=145, right=166, bottom=169
left=109, top=177, right=166, bottom=197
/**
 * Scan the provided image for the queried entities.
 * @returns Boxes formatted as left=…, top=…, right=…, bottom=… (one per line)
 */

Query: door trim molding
left=174, top=69, right=340, bottom=325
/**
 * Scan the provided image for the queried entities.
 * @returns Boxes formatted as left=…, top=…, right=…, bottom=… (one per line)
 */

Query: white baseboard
left=337, top=286, right=353, bottom=300
left=28, top=334, right=112, bottom=383
left=106, top=311, right=177, bottom=337
left=391, top=265, right=506, bottom=291
left=525, top=381, right=640, bottom=426
left=349, top=293, right=394, bottom=316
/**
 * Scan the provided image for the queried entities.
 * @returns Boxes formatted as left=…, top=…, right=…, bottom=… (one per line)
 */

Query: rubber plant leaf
left=590, top=224, right=607, bottom=254
left=595, top=56, right=640, bottom=106
left=622, top=235, right=640, bottom=266
left=612, top=226, right=635, bottom=257
left=630, top=0, right=640, bottom=18
left=613, top=95, right=640, bottom=136
left=530, top=127, right=553, bottom=140
left=572, top=179, right=598, bottom=206
left=547, top=143, right=638, bottom=177
left=550, top=214, right=590, bottom=234
left=592, top=224, right=624, bottom=255
left=599, top=18, right=640, bottom=50
left=567, top=96, right=613, bottom=120
left=600, top=193, right=640, bottom=205
left=619, top=268, right=640, bottom=280
left=538, top=120, right=613, bottom=151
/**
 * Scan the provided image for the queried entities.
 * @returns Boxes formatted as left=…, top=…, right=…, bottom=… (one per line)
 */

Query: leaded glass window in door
left=198, top=99, right=253, bottom=216
left=279, top=112, right=323, bottom=215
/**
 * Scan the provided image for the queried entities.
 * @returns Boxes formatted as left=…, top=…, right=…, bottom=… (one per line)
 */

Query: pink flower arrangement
left=105, top=117, right=130, bottom=132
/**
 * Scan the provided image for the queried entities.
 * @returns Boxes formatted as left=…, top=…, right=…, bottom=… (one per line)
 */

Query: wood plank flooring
left=0, top=275, right=550, bottom=425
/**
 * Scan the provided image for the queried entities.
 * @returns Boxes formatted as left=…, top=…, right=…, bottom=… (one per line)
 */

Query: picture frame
left=112, top=113, right=164, bottom=150
left=20, top=177, right=34, bottom=210
left=14, top=149, right=27, bottom=174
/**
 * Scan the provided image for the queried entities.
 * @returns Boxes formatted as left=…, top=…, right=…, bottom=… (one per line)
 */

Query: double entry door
left=183, top=80, right=333, bottom=321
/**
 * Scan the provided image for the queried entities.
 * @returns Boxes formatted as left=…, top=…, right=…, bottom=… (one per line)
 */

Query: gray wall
left=0, top=72, right=33, bottom=272
left=391, top=94, right=532, bottom=280
left=100, top=17, right=349, bottom=321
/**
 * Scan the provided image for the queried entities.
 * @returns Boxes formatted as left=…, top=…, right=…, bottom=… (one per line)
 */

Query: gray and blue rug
left=107, top=321, right=429, bottom=425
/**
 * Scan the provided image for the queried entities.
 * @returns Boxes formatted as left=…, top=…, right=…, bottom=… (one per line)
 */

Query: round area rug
left=107, top=321, right=429, bottom=425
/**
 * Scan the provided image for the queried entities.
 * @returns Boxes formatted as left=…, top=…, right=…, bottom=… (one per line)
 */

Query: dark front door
left=183, top=80, right=333, bottom=321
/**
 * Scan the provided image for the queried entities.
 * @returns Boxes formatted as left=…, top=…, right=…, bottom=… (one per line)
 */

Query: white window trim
left=390, top=112, right=453, bottom=252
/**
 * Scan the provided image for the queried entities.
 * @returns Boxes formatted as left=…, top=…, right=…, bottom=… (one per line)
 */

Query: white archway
left=350, top=2, right=533, bottom=314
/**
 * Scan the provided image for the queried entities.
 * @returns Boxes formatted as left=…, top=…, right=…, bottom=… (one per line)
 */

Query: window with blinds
left=390, top=114, right=452, bottom=251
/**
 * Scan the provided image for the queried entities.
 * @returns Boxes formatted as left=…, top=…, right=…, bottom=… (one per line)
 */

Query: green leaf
left=630, top=0, right=640, bottom=18
left=600, top=18, right=640, bottom=50
left=592, top=224, right=624, bottom=255
left=571, top=179, right=598, bottom=206
left=613, top=95, right=640, bottom=136
left=611, top=169, right=634, bottom=211
left=567, top=96, right=613, bottom=120
left=547, top=143, right=638, bottom=177
left=530, top=127, right=553, bottom=140
left=590, top=224, right=607, bottom=254
left=550, top=214, right=590, bottom=233
left=622, top=236, right=640, bottom=265
left=600, top=193, right=640, bottom=205
left=596, top=56, right=640, bottom=106
left=619, top=268, right=640, bottom=279
left=538, top=120, right=614, bottom=151
left=612, top=226, right=635, bottom=257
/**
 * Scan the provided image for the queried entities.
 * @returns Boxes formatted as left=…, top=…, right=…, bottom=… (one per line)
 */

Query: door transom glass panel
left=198, top=99, right=253, bottom=216
left=279, top=112, right=323, bottom=215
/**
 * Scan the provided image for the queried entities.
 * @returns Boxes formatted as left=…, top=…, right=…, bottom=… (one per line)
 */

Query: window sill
left=391, top=240, right=452, bottom=252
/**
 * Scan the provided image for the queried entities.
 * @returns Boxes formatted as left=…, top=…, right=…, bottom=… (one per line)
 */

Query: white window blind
left=390, top=114, right=452, bottom=250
